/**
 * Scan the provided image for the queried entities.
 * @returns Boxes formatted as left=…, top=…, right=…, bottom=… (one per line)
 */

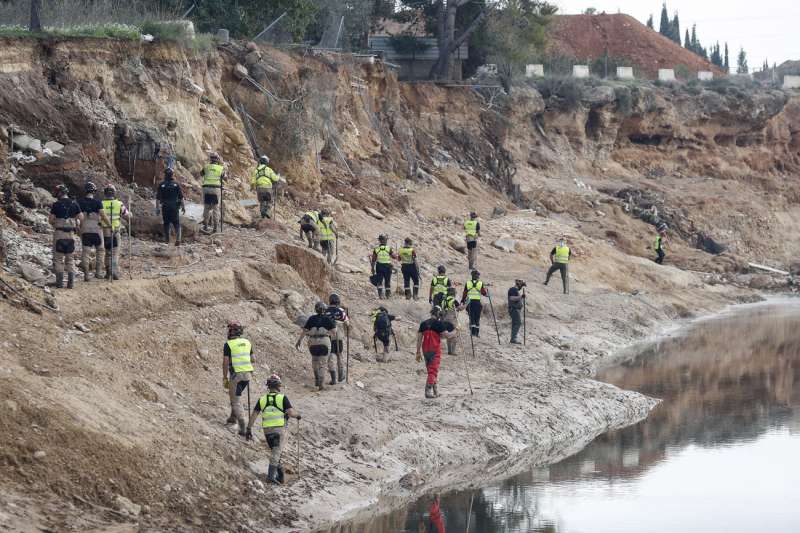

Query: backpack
left=372, top=309, right=391, bottom=333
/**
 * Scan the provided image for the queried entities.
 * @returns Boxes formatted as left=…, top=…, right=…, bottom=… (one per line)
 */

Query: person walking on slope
left=544, top=236, right=570, bottom=294
left=78, top=182, right=109, bottom=282
left=317, top=209, right=337, bottom=264
left=250, top=155, right=280, bottom=219
left=295, top=302, right=336, bottom=390
left=654, top=228, right=667, bottom=265
left=156, top=168, right=184, bottom=246
left=299, top=209, right=320, bottom=250
left=508, top=279, right=526, bottom=344
left=49, top=184, right=82, bottom=289
left=442, top=287, right=463, bottom=355
left=429, top=265, right=452, bottom=309
left=223, top=320, right=255, bottom=436
left=416, top=306, right=456, bottom=398
left=398, top=237, right=420, bottom=300
left=372, top=306, right=397, bottom=362
left=200, top=152, right=225, bottom=234
left=371, top=234, right=397, bottom=299
left=464, top=211, right=481, bottom=270
left=101, top=184, right=131, bottom=281
left=246, top=373, right=301, bottom=485
left=325, top=293, right=350, bottom=383
left=462, top=270, right=488, bottom=337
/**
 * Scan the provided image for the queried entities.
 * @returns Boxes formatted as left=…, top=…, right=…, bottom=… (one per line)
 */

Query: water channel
left=336, top=300, right=800, bottom=532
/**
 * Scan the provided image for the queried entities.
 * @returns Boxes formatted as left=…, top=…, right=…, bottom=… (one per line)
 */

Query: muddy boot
left=404, top=288, right=411, bottom=300
left=66, top=273, right=74, bottom=289
left=412, top=286, right=419, bottom=300
left=276, top=466, right=285, bottom=484
left=55, top=273, right=64, bottom=288
left=237, top=419, right=247, bottom=436
left=329, top=370, right=336, bottom=386
left=83, top=269, right=90, bottom=282
left=315, top=370, right=324, bottom=391
left=95, top=265, right=103, bottom=280
left=225, top=413, right=237, bottom=425
left=425, top=384, right=434, bottom=398
left=384, top=287, right=391, bottom=299
left=267, top=465, right=279, bottom=484
left=432, top=384, right=439, bottom=398
left=377, top=287, right=384, bottom=299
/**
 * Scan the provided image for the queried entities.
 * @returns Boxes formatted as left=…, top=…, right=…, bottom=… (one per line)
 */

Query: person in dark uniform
left=48, top=184, right=83, bottom=289
left=156, top=168, right=185, bottom=246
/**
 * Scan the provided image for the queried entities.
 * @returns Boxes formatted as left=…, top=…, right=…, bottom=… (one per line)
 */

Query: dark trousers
left=545, top=263, right=569, bottom=294
left=510, top=307, right=522, bottom=341
left=375, top=263, right=392, bottom=295
left=161, top=204, right=181, bottom=243
left=655, top=249, right=665, bottom=264
left=401, top=264, right=419, bottom=298
left=467, top=300, right=482, bottom=337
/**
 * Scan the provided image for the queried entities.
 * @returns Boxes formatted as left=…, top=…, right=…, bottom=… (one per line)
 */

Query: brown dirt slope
left=546, top=14, right=724, bottom=78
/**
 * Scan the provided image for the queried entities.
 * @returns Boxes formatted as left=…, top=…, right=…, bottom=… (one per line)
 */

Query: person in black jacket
left=156, top=168, right=185, bottom=245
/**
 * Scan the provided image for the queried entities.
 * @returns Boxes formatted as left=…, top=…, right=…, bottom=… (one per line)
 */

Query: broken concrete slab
left=364, top=207, right=385, bottom=220
left=492, top=237, right=517, bottom=253
left=43, top=141, right=64, bottom=153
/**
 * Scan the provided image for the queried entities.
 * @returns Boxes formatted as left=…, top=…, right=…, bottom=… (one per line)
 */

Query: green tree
left=658, top=2, right=670, bottom=37
left=191, top=0, right=318, bottom=40
left=670, top=12, right=680, bottom=44
left=710, top=42, right=722, bottom=67
left=584, top=7, right=597, bottom=14
left=724, top=42, right=730, bottom=71
left=684, top=28, right=690, bottom=48
left=646, top=14, right=654, bottom=29
left=736, top=47, right=748, bottom=74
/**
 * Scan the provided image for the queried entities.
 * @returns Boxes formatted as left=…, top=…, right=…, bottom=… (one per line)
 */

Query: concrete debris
left=355, top=381, right=365, bottom=389
left=17, top=262, right=45, bottom=283
left=43, top=141, right=64, bottom=154
left=141, top=34, right=154, bottom=42
left=10, top=152, right=37, bottom=164
left=183, top=78, right=205, bottom=96
left=216, top=29, right=230, bottom=43
left=491, top=206, right=507, bottom=219
left=364, top=207, right=385, bottom=220
left=244, top=51, right=262, bottom=67
left=233, top=64, right=249, bottom=80
left=32, top=450, right=46, bottom=460
left=113, top=495, right=142, bottom=517
left=492, top=237, right=517, bottom=253
left=74, top=323, right=90, bottom=333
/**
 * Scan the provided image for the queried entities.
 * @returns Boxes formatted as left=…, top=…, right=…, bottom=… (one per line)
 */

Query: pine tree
left=690, top=24, right=698, bottom=52
left=724, top=42, right=730, bottom=72
left=736, top=47, right=748, bottom=74
left=659, top=3, right=670, bottom=37
left=684, top=29, right=690, bottom=48
left=710, top=42, right=722, bottom=67
left=670, top=12, right=681, bottom=43
left=646, top=14, right=654, bottom=29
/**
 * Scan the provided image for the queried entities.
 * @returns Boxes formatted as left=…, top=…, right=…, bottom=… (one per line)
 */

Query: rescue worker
left=155, top=168, right=184, bottom=246
left=295, top=302, right=336, bottom=390
left=299, top=209, right=320, bottom=250
left=245, top=373, right=301, bottom=485
left=544, top=236, right=570, bottom=294
left=442, top=287, right=463, bottom=355
left=200, top=152, right=225, bottom=234
left=101, top=185, right=131, bottom=280
left=464, top=211, right=481, bottom=270
left=416, top=306, right=456, bottom=398
left=508, top=279, right=526, bottom=344
left=223, top=320, right=255, bottom=436
left=317, top=209, right=337, bottom=264
left=371, top=234, right=397, bottom=299
left=397, top=237, right=420, bottom=300
left=429, top=265, right=452, bottom=309
left=325, top=293, right=350, bottom=383
left=372, top=306, right=397, bottom=362
left=654, top=228, right=666, bottom=264
left=77, top=182, right=109, bottom=282
left=250, top=155, right=279, bottom=219
left=48, top=184, right=82, bottom=289
left=462, top=270, right=488, bottom=337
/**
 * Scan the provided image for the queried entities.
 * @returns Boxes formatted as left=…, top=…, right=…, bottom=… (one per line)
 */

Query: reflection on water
left=337, top=302, right=800, bottom=533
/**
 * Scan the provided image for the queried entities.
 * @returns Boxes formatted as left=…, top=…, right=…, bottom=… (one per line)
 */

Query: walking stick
left=468, top=327, right=477, bottom=360
left=127, top=189, right=133, bottom=280
left=392, top=331, right=399, bottom=351
left=345, top=322, right=350, bottom=384
left=246, top=380, right=251, bottom=418
left=334, top=237, right=339, bottom=265
left=373, top=335, right=378, bottom=354
left=296, top=419, right=302, bottom=479
left=458, top=330, right=473, bottom=395
left=486, top=290, right=501, bottom=345
left=522, top=287, right=527, bottom=346
left=219, top=180, right=224, bottom=234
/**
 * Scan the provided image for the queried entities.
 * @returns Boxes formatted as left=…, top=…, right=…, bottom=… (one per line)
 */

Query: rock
left=356, top=381, right=365, bottom=389
left=33, top=450, right=46, bottom=460
left=335, top=261, right=365, bottom=274
left=43, top=141, right=64, bottom=153
left=4, top=400, right=18, bottom=412
left=18, top=262, right=45, bottom=283
left=448, top=238, right=466, bottom=254
left=74, top=323, right=90, bottom=333
left=492, top=237, right=517, bottom=253
left=415, top=168, right=436, bottom=184
left=182, top=78, right=204, bottom=96
left=216, top=29, right=230, bottom=43
left=275, top=243, right=333, bottom=297
left=244, top=51, right=262, bottom=67
left=491, top=206, right=507, bottom=219
left=113, top=495, right=141, bottom=517
left=364, top=207, right=385, bottom=220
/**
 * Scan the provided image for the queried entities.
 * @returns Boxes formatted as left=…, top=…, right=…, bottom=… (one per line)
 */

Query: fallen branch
left=748, top=262, right=789, bottom=276
left=0, top=277, right=59, bottom=312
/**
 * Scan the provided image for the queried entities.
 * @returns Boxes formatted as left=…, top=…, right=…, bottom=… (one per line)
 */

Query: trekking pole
left=345, top=320, right=350, bottom=384
left=334, top=237, right=339, bottom=265
left=219, top=179, right=224, bottom=234
left=296, top=419, right=302, bottom=479
left=373, top=336, right=377, bottom=354
left=393, top=331, right=399, bottom=352
left=522, top=287, right=527, bottom=346
left=246, top=380, right=251, bottom=418
left=127, top=189, right=133, bottom=280
left=486, top=290, right=501, bottom=345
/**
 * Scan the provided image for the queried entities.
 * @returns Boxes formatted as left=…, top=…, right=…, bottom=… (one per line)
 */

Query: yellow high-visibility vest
left=431, top=276, right=449, bottom=296
left=226, top=338, right=253, bottom=374
left=251, top=164, right=277, bottom=189
left=101, top=200, right=122, bottom=230
left=654, top=236, right=664, bottom=251
left=464, top=219, right=478, bottom=238
left=318, top=217, right=335, bottom=241
left=398, top=247, right=415, bottom=264
left=202, top=164, right=224, bottom=187
left=554, top=246, right=570, bottom=264
left=466, top=280, right=484, bottom=300
left=374, top=245, right=392, bottom=264
left=258, top=394, right=286, bottom=428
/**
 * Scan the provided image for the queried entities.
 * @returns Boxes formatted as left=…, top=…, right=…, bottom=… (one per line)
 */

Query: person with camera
left=508, top=279, right=526, bottom=344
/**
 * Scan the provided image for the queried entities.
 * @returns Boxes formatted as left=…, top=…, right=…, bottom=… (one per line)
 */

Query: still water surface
left=344, top=302, right=800, bottom=532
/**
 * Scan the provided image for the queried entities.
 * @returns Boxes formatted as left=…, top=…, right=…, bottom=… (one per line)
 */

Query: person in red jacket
left=428, top=494, right=445, bottom=533
left=416, top=306, right=456, bottom=399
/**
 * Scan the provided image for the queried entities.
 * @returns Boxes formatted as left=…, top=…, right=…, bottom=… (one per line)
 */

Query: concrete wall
left=658, top=69, right=676, bottom=81
left=573, top=65, right=590, bottom=78
left=616, top=67, right=634, bottom=79
left=698, top=71, right=714, bottom=81
left=784, top=75, right=800, bottom=89
left=526, top=64, right=544, bottom=78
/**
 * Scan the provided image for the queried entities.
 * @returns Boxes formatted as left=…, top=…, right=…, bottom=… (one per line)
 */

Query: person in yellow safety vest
left=250, top=155, right=280, bottom=219
left=299, top=209, right=320, bottom=250
left=429, top=265, right=452, bottom=309
left=442, top=287, right=464, bottom=355
left=371, top=234, right=398, bottom=299
left=544, top=236, right=571, bottom=294
left=245, top=373, right=301, bottom=485
left=316, top=209, right=337, bottom=264
left=654, top=229, right=666, bottom=265
left=464, top=211, right=481, bottom=270
left=100, top=184, right=130, bottom=281
left=462, top=270, right=488, bottom=337
left=223, top=320, right=257, bottom=436
left=200, top=152, right=225, bottom=234
left=398, top=237, right=420, bottom=300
